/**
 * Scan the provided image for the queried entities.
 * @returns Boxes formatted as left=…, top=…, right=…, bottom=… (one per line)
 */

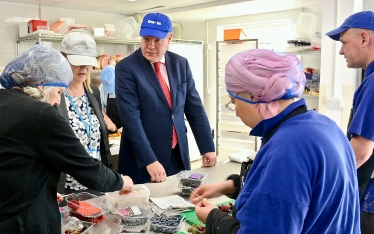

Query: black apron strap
left=347, top=107, right=374, bottom=198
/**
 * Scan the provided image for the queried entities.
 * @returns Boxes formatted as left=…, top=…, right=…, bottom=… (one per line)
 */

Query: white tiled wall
left=0, top=1, right=129, bottom=67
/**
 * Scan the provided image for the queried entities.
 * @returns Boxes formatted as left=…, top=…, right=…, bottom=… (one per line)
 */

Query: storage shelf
left=17, top=33, right=203, bottom=45
left=284, top=50, right=321, bottom=55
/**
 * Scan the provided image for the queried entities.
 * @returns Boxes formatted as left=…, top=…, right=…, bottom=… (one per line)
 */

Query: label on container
left=128, top=206, right=142, bottom=216
left=189, top=173, right=203, bottom=180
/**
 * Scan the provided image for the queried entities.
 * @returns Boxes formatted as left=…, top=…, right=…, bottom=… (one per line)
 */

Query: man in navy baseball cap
left=115, top=11, right=218, bottom=184
left=326, top=11, right=374, bottom=41
left=327, top=10, right=374, bottom=234
left=140, top=13, right=173, bottom=39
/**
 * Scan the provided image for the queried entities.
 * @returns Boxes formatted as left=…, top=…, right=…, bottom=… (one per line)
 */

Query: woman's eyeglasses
left=225, top=98, right=235, bottom=111
left=227, top=90, right=261, bottom=105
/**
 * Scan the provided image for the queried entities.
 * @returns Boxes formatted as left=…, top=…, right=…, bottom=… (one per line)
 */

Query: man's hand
left=202, top=152, right=217, bottom=167
left=56, top=193, right=64, bottom=204
left=146, top=161, right=167, bottom=182
left=117, top=127, right=123, bottom=133
left=119, top=175, right=134, bottom=195
left=195, top=198, right=218, bottom=224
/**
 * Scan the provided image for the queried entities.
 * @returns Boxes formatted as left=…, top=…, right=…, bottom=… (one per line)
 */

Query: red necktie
left=154, top=62, right=178, bottom=149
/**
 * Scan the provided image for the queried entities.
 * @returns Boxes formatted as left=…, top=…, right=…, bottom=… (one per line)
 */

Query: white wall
left=0, top=1, right=128, bottom=69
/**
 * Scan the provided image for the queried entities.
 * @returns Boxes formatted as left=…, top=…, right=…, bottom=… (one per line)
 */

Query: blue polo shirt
left=234, top=99, right=360, bottom=233
left=352, top=60, right=374, bottom=213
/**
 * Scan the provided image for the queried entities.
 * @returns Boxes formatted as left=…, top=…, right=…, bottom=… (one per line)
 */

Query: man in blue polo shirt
left=326, top=11, right=374, bottom=234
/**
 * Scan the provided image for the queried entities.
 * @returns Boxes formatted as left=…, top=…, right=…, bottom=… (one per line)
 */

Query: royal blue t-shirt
left=351, top=60, right=374, bottom=213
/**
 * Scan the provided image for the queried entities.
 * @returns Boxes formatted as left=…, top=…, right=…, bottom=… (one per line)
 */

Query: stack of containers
left=176, top=171, right=207, bottom=196
left=105, top=184, right=152, bottom=233
left=65, top=192, right=108, bottom=224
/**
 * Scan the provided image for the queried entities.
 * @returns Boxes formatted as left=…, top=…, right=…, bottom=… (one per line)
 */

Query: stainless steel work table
left=93, top=160, right=241, bottom=233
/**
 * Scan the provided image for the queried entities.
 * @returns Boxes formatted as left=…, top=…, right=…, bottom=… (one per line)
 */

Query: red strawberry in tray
left=68, top=199, right=80, bottom=210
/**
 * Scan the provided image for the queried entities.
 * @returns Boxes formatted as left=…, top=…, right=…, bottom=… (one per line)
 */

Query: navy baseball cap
left=326, top=11, right=374, bottom=41
left=140, top=13, right=172, bottom=39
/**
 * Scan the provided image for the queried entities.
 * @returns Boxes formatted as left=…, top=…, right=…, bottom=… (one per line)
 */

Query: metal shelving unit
left=216, top=39, right=258, bottom=157
left=16, top=33, right=203, bottom=55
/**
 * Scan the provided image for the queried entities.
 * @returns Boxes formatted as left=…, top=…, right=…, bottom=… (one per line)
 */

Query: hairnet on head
left=225, top=49, right=305, bottom=119
left=0, top=45, right=73, bottom=89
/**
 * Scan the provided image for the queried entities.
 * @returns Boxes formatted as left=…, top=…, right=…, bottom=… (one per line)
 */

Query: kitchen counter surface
left=92, top=160, right=241, bottom=233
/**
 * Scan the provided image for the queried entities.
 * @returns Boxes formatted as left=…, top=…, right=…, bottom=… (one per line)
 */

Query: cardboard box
left=224, top=29, right=246, bottom=41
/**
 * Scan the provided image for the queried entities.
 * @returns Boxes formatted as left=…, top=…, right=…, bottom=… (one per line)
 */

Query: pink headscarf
left=225, top=49, right=305, bottom=119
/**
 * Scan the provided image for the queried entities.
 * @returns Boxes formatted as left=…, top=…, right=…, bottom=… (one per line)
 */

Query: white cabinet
left=216, top=39, right=258, bottom=157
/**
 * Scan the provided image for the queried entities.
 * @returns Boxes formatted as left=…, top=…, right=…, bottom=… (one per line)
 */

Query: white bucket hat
left=61, top=32, right=97, bottom=67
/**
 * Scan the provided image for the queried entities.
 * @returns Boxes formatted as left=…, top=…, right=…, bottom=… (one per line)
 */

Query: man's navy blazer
left=115, top=48, right=215, bottom=183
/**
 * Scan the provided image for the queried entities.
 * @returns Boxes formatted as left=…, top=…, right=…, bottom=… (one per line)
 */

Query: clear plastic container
left=50, top=21, right=68, bottom=34
left=104, top=24, right=115, bottom=37
left=36, top=25, right=49, bottom=31
left=117, top=206, right=153, bottom=233
left=121, top=17, right=138, bottom=35
left=59, top=18, right=75, bottom=26
left=178, top=183, right=199, bottom=196
left=105, top=184, right=150, bottom=209
left=176, top=171, right=207, bottom=187
left=65, top=192, right=106, bottom=217
left=149, top=214, right=184, bottom=234
left=61, top=218, right=93, bottom=234
left=69, top=209, right=108, bottom=224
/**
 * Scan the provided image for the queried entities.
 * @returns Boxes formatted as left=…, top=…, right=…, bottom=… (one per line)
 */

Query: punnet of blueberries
left=150, top=214, right=184, bottom=233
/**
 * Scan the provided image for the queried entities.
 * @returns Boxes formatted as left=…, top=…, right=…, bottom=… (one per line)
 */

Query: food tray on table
left=176, top=171, right=207, bottom=187
left=61, top=218, right=93, bottom=234
left=149, top=214, right=184, bottom=234
left=65, top=192, right=108, bottom=224
left=69, top=209, right=108, bottom=224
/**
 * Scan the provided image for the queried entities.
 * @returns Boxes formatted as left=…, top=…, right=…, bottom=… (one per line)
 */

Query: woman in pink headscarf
left=190, top=49, right=360, bottom=234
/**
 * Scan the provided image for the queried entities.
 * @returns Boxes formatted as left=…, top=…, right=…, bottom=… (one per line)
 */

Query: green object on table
left=176, top=232, right=186, bottom=234
left=182, top=199, right=236, bottom=227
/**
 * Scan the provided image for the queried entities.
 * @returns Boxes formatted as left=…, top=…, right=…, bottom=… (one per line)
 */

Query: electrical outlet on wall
left=325, top=98, right=341, bottom=107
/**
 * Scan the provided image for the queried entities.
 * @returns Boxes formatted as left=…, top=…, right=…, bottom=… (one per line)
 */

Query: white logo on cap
left=148, top=20, right=162, bottom=25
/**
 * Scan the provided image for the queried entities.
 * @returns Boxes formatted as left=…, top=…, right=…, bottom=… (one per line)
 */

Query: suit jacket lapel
left=136, top=49, right=170, bottom=109
left=85, top=87, right=105, bottom=132
left=58, top=93, right=69, bottom=121
left=165, top=52, right=177, bottom=110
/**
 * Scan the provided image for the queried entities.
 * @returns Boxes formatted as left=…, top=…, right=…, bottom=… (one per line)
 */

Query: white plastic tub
left=105, top=184, right=150, bottom=209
